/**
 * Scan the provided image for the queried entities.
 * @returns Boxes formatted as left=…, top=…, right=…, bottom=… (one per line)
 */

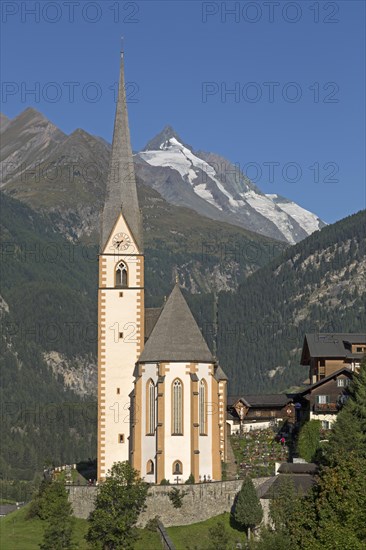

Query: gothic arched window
left=199, top=379, right=207, bottom=435
left=115, top=261, right=128, bottom=287
left=146, top=379, right=155, bottom=435
left=172, top=460, right=183, bottom=475
left=146, top=460, right=154, bottom=475
left=172, top=379, right=183, bottom=435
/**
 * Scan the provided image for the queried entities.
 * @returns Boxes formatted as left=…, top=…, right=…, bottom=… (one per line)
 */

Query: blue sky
left=1, top=0, right=365, bottom=223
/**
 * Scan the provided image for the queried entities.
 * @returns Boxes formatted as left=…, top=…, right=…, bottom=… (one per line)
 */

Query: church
left=97, top=52, right=228, bottom=484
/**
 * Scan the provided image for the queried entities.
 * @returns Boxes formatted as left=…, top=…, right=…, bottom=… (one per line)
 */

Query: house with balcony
left=296, top=367, right=353, bottom=429
left=301, top=333, right=366, bottom=384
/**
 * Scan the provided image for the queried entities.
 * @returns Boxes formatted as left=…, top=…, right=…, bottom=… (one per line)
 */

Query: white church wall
left=196, top=364, right=213, bottom=481
left=163, top=362, right=191, bottom=483
left=140, top=363, right=158, bottom=480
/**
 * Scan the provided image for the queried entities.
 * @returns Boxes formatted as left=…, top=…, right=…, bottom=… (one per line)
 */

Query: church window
left=146, top=460, right=154, bottom=475
left=172, top=460, right=183, bottom=475
left=172, top=379, right=183, bottom=435
left=199, top=379, right=207, bottom=435
left=118, top=434, right=125, bottom=443
left=146, top=379, right=155, bottom=435
left=115, top=262, right=128, bottom=287
left=117, top=388, right=120, bottom=395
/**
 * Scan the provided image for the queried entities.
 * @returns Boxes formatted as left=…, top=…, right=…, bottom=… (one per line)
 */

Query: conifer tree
left=297, top=420, right=321, bottom=462
left=233, top=477, right=263, bottom=539
left=39, top=480, right=75, bottom=550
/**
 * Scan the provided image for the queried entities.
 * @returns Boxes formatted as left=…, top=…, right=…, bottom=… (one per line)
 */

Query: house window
left=321, top=421, right=330, bottom=430
left=172, top=379, right=183, bottom=435
left=172, top=460, right=183, bottom=475
left=316, top=395, right=330, bottom=404
left=356, top=347, right=363, bottom=352
left=146, top=460, right=154, bottom=475
left=115, top=262, right=128, bottom=287
left=118, top=434, right=125, bottom=443
left=146, top=379, right=155, bottom=435
left=337, top=378, right=346, bottom=387
left=199, top=379, right=207, bottom=435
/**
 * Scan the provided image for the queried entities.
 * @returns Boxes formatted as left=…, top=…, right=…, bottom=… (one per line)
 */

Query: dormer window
left=115, top=262, right=128, bottom=287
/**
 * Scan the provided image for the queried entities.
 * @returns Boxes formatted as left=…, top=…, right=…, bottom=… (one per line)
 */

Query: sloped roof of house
left=298, top=366, right=353, bottom=396
left=138, top=285, right=214, bottom=363
left=228, top=394, right=292, bottom=408
left=261, top=474, right=316, bottom=499
left=301, top=333, right=366, bottom=364
left=277, top=463, right=318, bottom=474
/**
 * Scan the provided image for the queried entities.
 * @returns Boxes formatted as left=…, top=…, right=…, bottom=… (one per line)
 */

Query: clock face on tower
left=111, top=232, right=131, bottom=251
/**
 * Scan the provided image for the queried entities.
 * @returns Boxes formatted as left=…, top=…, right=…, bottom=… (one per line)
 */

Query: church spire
left=101, top=51, right=143, bottom=251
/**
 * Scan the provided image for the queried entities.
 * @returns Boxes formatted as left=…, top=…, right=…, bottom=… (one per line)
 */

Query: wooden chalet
left=227, top=394, right=295, bottom=434
left=296, top=367, right=353, bottom=429
left=301, top=332, right=366, bottom=383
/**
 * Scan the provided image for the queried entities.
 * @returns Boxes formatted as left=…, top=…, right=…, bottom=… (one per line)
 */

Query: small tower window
left=146, top=460, right=154, bottom=475
left=172, top=379, right=183, bottom=435
left=172, top=460, right=183, bottom=475
left=115, top=262, right=128, bottom=288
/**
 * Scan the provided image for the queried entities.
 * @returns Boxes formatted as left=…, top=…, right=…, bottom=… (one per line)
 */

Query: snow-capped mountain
left=137, top=127, right=326, bottom=244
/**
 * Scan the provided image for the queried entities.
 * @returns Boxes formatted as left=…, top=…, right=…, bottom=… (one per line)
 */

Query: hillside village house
left=297, top=332, right=366, bottom=427
left=227, top=395, right=295, bottom=434
left=301, top=333, right=366, bottom=383
left=226, top=333, right=365, bottom=433
left=296, top=367, right=353, bottom=429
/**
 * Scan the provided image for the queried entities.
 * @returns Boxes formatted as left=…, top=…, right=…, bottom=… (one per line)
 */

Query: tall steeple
left=101, top=51, right=142, bottom=251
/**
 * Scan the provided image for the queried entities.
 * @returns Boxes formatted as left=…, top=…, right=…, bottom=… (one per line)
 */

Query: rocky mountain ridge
left=1, top=109, right=325, bottom=245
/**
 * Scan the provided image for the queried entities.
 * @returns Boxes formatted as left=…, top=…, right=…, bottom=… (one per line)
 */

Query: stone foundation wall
left=67, top=478, right=271, bottom=527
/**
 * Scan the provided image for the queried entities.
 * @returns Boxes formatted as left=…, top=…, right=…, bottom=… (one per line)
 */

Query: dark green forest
left=216, top=209, right=366, bottom=393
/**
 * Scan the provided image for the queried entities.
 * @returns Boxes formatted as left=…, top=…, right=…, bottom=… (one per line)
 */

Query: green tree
left=208, top=520, right=230, bottom=550
left=85, top=461, right=148, bottom=550
left=233, top=477, right=263, bottom=539
left=39, top=480, right=75, bottom=550
left=268, top=476, right=316, bottom=549
left=325, top=359, right=366, bottom=464
left=308, top=453, right=366, bottom=549
left=297, top=420, right=321, bottom=462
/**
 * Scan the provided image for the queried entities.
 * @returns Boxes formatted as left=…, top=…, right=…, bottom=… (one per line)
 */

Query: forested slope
left=216, top=210, right=366, bottom=393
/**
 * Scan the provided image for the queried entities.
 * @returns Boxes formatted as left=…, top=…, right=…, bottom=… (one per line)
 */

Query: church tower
left=97, top=52, right=144, bottom=480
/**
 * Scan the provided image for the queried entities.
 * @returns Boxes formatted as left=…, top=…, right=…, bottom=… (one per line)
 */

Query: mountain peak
left=0, top=113, right=11, bottom=132
left=143, top=125, right=191, bottom=151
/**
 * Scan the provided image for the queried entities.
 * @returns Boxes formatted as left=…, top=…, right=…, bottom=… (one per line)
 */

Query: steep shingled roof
left=101, top=53, right=143, bottom=251
left=301, top=333, right=366, bottom=364
left=228, top=394, right=292, bottom=408
left=138, top=285, right=214, bottom=363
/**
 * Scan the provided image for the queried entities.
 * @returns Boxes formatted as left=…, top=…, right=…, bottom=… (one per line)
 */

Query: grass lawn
left=0, top=505, right=161, bottom=550
left=167, top=512, right=247, bottom=550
